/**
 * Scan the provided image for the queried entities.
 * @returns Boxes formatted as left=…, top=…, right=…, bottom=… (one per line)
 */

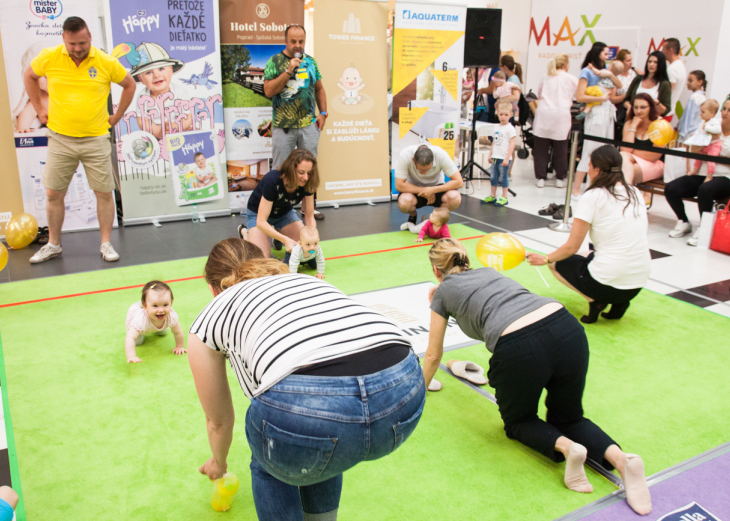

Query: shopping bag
left=663, top=148, right=689, bottom=183
left=710, top=204, right=730, bottom=254
left=697, top=206, right=719, bottom=249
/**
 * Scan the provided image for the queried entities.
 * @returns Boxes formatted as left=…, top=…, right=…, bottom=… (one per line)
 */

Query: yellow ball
left=0, top=243, right=7, bottom=272
left=647, top=119, right=673, bottom=146
left=475, top=233, right=525, bottom=271
left=5, top=213, right=38, bottom=250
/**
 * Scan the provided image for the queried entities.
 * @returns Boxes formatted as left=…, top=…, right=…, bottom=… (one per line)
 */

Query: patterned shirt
left=264, top=52, right=321, bottom=129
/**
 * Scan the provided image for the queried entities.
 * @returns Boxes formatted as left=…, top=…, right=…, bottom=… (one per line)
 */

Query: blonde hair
left=428, top=238, right=470, bottom=276
left=492, top=70, right=506, bottom=80
left=204, top=238, right=289, bottom=292
left=547, top=54, right=569, bottom=76
left=609, top=60, right=624, bottom=75
left=496, top=101, right=513, bottom=113
left=432, top=207, right=450, bottom=224
left=300, top=225, right=319, bottom=241
left=702, top=99, right=720, bottom=115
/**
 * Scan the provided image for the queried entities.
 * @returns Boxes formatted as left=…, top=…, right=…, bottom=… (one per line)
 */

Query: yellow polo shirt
left=31, top=44, right=127, bottom=137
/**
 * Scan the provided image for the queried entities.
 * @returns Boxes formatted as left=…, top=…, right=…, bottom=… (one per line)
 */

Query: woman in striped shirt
left=188, top=238, right=425, bottom=521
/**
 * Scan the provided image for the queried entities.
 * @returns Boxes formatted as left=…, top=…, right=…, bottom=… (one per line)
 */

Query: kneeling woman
left=528, top=145, right=651, bottom=323
left=189, top=239, right=425, bottom=520
left=422, top=239, right=651, bottom=515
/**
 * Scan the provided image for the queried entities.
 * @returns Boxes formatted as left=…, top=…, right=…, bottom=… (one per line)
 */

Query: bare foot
left=621, top=454, right=652, bottom=515
left=564, top=443, right=593, bottom=493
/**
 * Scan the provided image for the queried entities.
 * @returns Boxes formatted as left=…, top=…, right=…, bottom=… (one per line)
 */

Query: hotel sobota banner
left=390, top=2, right=465, bottom=191
left=314, top=0, right=391, bottom=204
left=219, top=0, right=303, bottom=211
left=0, top=0, right=120, bottom=233
left=104, top=0, right=229, bottom=224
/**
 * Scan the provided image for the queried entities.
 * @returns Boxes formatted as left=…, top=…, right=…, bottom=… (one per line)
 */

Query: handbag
left=663, top=147, right=689, bottom=183
left=710, top=204, right=730, bottom=254
left=697, top=204, right=720, bottom=249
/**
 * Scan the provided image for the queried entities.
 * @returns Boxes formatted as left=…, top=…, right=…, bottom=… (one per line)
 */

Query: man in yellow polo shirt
left=23, top=16, right=136, bottom=264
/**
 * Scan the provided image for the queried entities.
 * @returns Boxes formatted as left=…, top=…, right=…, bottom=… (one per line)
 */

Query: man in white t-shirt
left=394, top=144, right=463, bottom=229
left=663, top=38, right=687, bottom=127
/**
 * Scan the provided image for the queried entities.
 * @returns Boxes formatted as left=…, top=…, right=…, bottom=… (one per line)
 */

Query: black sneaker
left=273, top=239, right=283, bottom=250
left=237, top=224, right=246, bottom=240
left=538, top=203, right=560, bottom=216
left=552, top=205, right=572, bottom=220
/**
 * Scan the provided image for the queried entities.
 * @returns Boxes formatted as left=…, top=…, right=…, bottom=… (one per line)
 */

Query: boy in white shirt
left=288, top=225, right=325, bottom=279
left=192, top=152, right=217, bottom=187
left=483, top=102, right=517, bottom=207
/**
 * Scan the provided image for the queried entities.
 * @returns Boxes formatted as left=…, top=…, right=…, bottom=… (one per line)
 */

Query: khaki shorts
left=42, top=129, right=116, bottom=193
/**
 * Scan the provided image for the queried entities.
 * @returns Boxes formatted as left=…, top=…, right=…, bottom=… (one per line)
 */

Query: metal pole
left=549, top=130, right=579, bottom=232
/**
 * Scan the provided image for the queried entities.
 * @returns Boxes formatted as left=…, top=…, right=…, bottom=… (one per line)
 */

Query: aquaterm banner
left=104, top=0, right=229, bottom=223
left=391, top=1, right=465, bottom=180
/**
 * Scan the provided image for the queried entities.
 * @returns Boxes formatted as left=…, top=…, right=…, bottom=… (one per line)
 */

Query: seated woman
left=190, top=239, right=425, bottom=520
left=666, top=97, right=730, bottom=245
left=528, top=145, right=651, bottom=324
left=620, top=94, right=666, bottom=186
left=423, top=238, right=651, bottom=515
left=242, top=149, right=318, bottom=263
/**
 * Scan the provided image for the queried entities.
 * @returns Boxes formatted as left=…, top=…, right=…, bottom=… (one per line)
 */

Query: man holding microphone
left=264, top=24, right=327, bottom=220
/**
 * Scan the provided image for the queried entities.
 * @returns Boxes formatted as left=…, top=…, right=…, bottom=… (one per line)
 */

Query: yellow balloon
left=647, top=119, right=673, bottom=146
left=475, top=233, right=526, bottom=271
left=5, top=213, right=38, bottom=250
left=0, top=243, right=7, bottom=272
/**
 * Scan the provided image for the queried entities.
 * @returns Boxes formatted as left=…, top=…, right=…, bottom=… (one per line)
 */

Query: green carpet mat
left=0, top=225, right=727, bottom=520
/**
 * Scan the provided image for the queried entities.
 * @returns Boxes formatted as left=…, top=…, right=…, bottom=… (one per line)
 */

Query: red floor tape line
left=0, top=235, right=485, bottom=309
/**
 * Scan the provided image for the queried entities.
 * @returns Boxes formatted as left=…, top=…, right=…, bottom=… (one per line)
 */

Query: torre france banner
left=104, top=0, right=229, bottom=224
left=314, top=0, right=391, bottom=205
left=390, top=1, right=465, bottom=190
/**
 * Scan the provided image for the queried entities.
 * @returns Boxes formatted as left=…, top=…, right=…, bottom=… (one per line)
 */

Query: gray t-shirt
left=430, top=269, right=558, bottom=353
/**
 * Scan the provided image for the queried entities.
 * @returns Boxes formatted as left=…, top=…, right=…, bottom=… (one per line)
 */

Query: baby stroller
left=516, top=90, right=537, bottom=159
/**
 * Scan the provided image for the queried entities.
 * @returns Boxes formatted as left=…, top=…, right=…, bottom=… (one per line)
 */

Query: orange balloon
left=5, top=213, right=38, bottom=249
left=648, top=119, right=673, bottom=146
left=0, top=243, right=7, bottom=272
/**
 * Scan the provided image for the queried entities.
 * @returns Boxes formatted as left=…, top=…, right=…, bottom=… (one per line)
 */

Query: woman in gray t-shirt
left=423, top=239, right=652, bottom=516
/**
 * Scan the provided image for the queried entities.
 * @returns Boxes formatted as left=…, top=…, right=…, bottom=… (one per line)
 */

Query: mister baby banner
left=527, top=0, right=722, bottom=117
left=0, top=0, right=119, bottom=233
left=104, top=0, right=229, bottom=222
left=391, top=1, right=465, bottom=179
left=313, top=0, right=391, bottom=204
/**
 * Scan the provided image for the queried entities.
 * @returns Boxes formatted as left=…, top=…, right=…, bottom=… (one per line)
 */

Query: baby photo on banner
left=0, top=0, right=118, bottom=233
left=104, top=0, right=229, bottom=222
left=391, top=2, right=465, bottom=173
left=166, top=129, right=225, bottom=205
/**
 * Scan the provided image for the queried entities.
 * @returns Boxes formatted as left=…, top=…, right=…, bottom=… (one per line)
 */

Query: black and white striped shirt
left=190, top=274, right=412, bottom=399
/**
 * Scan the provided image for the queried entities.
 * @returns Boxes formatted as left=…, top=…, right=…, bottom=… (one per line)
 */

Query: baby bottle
left=211, top=473, right=239, bottom=512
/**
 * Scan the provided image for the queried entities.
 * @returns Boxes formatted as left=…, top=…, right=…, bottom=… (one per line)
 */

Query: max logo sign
left=647, top=37, right=701, bottom=57
left=529, top=15, right=602, bottom=46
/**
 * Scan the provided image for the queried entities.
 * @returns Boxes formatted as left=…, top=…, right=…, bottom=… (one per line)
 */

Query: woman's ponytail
left=428, top=239, right=471, bottom=276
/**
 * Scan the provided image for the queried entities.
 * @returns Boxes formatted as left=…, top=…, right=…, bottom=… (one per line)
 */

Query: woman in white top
left=188, top=239, right=425, bottom=521
left=528, top=145, right=651, bottom=324
left=532, top=54, right=578, bottom=188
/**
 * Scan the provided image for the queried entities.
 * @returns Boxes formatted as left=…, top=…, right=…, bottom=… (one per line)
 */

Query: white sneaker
left=556, top=179, right=566, bottom=189
left=100, top=242, right=120, bottom=262
left=536, top=179, right=545, bottom=188
left=687, top=229, right=700, bottom=246
left=428, top=378, right=443, bottom=391
left=29, top=243, right=62, bottom=264
left=669, top=220, right=692, bottom=238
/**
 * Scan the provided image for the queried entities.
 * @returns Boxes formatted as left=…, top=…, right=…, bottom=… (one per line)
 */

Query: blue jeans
left=490, top=159, right=510, bottom=188
left=246, top=208, right=301, bottom=231
left=245, top=352, right=426, bottom=521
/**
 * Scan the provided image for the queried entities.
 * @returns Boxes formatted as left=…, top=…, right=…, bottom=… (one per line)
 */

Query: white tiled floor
left=458, top=146, right=730, bottom=306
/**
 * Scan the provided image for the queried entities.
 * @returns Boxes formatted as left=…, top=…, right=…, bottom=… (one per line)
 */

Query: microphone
left=294, top=52, right=301, bottom=59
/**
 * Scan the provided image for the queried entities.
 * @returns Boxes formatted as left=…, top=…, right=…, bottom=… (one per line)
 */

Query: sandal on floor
left=447, top=360, right=488, bottom=385
left=538, top=203, right=560, bottom=216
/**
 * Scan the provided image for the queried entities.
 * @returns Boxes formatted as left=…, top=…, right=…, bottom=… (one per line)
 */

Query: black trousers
left=487, top=308, right=618, bottom=468
left=665, top=175, right=730, bottom=221
left=533, top=136, right=569, bottom=180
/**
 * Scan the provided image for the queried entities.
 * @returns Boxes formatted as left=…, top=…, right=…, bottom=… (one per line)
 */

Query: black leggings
left=533, top=136, right=569, bottom=180
left=487, top=308, right=618, bottom=468
left=664, top=175, right=730, bottom=221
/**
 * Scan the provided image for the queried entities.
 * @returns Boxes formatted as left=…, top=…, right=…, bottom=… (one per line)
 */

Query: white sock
left=48, top=242, right=61, bottom=249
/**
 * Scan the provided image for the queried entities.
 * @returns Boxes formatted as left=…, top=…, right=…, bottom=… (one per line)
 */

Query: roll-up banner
left=0, top=0, right=120, bottom=234
left=219, top=0, right=303, bottom=213
left=526, top=0, right=722, bottom=119
left=390, top=1, right=465, bottom=194
left=313, top=0, right=391, bottom=205
left=104, top=0, right=229, bottom=225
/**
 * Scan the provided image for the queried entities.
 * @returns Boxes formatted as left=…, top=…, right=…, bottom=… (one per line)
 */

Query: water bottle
left=192, top=203, right=200, bottom=223
left=211, top=473, right=239, bottom=512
